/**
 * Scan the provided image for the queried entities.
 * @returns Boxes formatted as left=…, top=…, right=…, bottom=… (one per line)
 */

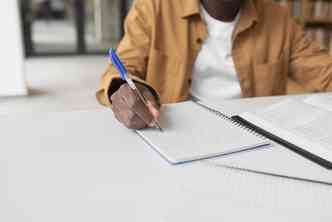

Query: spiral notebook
left=136, top=101, right=270, bottom=164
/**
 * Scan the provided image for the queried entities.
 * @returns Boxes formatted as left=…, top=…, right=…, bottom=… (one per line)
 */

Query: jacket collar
left=180, top=0, right=200, bottom=18
left=232, top=0, right=259, bottom=41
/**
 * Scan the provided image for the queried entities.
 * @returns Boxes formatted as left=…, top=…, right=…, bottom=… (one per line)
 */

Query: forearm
left=96, top=0, right=155, bottom=106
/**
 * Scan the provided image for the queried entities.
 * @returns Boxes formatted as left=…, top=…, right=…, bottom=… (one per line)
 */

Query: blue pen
left=109, top=49, right=163, bottom=131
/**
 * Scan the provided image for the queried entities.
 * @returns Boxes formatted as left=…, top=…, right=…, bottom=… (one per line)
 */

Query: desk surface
left=1, top=58, right=332, bottom=222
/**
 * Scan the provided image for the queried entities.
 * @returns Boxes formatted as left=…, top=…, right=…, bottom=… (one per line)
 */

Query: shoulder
left=254, top=0, right=290, bottom=19
left=132, top=0, right=181, bottom=15
left=133, top=0, right=175, bottom=9
left=252, top=0, right=295, bottom=30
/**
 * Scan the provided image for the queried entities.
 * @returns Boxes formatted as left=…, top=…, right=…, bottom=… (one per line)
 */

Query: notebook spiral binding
left=194, top=101, right=267, bottom=141
left=194, top=100, right=332, bottom=169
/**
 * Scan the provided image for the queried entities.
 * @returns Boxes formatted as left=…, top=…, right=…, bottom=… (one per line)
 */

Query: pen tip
left=156, top=124, right=163, bottom=132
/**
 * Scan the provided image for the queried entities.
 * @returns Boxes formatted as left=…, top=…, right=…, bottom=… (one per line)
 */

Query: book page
left=304, top=94, right=332, bottom=111
left=240, top=99, right=332, bottom=161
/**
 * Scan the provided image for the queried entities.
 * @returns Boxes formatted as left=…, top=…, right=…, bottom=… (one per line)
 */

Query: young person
left=97, top=0, right=332, bottom=129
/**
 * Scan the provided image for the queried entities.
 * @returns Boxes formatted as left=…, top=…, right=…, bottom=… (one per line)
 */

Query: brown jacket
left=97, top=0, right=332, bottom=106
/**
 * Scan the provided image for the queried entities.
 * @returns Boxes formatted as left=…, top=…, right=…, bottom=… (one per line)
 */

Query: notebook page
left=239, top=99, right=332, bottom=162
left=137, top=101, right=269, bottom=164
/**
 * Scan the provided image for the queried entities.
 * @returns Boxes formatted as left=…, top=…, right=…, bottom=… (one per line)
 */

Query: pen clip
left=109, top=48, right=127, bottom=81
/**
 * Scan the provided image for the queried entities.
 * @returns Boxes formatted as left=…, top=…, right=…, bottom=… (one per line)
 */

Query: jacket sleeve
left=288, top=17, right=332, bottom=93
left=96, top=0, right=159, bottom=107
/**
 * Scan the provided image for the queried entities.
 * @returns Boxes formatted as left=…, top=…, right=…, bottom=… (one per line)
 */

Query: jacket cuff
left=135, top=81, right=161, bottom=107
left=106, top=76, right=160, bottom=106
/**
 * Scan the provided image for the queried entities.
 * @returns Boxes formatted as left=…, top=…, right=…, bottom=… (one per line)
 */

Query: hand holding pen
left=109, top=49, right=163, bottom=131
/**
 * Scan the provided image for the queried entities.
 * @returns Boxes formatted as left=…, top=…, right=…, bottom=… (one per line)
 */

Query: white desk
left=1, top=97, right=332, bottom=222
left=1, top=58, right=332, bottom=221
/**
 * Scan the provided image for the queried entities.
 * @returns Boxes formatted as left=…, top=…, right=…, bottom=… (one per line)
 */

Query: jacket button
left=196, top=38, right=203, bottom=44
left=188, top=79, right=192, bottom=85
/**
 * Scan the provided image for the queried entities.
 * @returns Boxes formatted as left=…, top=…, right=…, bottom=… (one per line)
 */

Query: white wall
left=0, top=0, right=27, bottom=96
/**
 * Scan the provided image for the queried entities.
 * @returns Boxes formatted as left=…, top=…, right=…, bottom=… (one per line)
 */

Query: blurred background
left=0, top=0, right=331, bottom=114
left=0, top=0, right=134, bottom=113
left=21, top=0, right=133, bottom=56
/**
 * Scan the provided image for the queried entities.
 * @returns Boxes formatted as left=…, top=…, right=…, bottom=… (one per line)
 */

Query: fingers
left=146, top=101, right=160, bottom=126
left=146, top=101, right=160, bottom=127
left=112, top=96, right=147, bottom=129
left=126, top=92, right=155, bottom=126
left=111, top=84, right=156, bottom=129
left=112, top=103, right=144, bottom=128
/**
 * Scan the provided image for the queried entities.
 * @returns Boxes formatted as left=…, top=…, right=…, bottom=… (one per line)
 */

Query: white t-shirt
left=190, top=6, right=241, bottom=102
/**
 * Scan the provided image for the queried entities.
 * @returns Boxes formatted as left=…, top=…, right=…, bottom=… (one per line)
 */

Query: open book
left=233, top=98, right=332, bottom=169
left=136, top=101, right=270, bottom=164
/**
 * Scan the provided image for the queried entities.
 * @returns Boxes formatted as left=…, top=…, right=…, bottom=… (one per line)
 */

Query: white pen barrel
left=126, top=78, right=137, bottom=90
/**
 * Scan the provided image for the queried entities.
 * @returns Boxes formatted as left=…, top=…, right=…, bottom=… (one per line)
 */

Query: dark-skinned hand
left=110, top=84, right=160, bottom=129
